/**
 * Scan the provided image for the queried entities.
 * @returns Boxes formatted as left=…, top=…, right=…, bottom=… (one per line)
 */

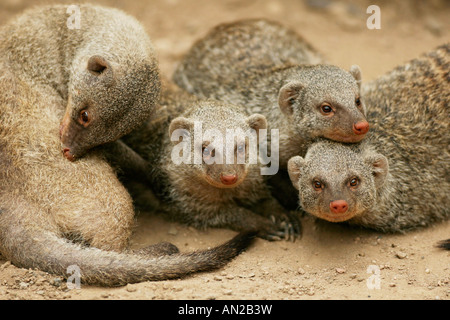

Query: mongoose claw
left=276, top=212, right=302, bottom=241
left=270, top=215, right=277, bottom=224
left=290, top=213, right=303, bottom=241
left=257, top=228, right=285, bottom=241
left=265, top=234, right=282, bottom=241
left=263, top=213, right=301, bottom=242
left=284, top=223, right=297, bottom=242
left=286, top=223, right=295, bottom=242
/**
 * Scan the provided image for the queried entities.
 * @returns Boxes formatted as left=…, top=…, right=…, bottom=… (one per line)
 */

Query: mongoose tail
left=0, top=205, right=256, bottom=287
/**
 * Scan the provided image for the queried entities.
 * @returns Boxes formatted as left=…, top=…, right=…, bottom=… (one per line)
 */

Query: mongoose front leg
left=161, top=203, right=296, bottom=242
left=437, top=239, right=450, bottom=251
left=220, top=206, right=296, bottom=241
left=251, top=197, right=302, bottom=241
left=101, top=140, right=152, bottom=184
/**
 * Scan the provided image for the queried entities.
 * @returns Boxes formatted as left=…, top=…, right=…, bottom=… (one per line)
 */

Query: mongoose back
left=0, top=7, right=253, bottom=287
left=287, top=44, right=449, bottom=233
left=0, top=4, right=160, bottom=161
left=173, top=19, right=368, bottom=168
left=123, top=84, right=301, bottom=241
left=173, top=18, right=325, bottom=95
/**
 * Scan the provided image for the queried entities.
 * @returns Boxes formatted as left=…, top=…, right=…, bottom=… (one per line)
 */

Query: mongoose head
left=277, top=64, right=368, bottom=143
left=287, top=141, right=389, bottom=222
left=60, top=55, right=160, bottom=161
left=169, top=101, right=267, bottom=189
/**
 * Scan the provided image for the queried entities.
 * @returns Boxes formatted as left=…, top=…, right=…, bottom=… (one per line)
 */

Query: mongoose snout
left=59, top=108, right=77, bottom=161
left=62, top=148, right=75, bottom=162
left=201, top=142, right=248, bottom=188
left=59, top=109, right=86, bottom=161
left=329, top=200, right=349, bottom=214
left=220, top=173, right=238, bottom=185
left=352, top=121, right=370, bottom=135
left=204, top=163, right=247, bottom=189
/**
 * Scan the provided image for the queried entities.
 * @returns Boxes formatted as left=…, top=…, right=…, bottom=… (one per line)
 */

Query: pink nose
left=220, top=174, right=238, bottom=185
left=330, top=200, right=348, bottom=214
left=63, top=148, right=75, bottom=162
left=353, top=121, right=369, bottom=135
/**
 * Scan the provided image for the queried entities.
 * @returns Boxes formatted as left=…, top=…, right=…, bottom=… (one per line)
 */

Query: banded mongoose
left=173, top=18, right=369, bottom=168
left=0, top=4, right=160, bottom=161
left=122, top=84, right=301, bottom=241
left=0, top=7, right=254, bottom=287
left=287, top=44, right=449, bottom=233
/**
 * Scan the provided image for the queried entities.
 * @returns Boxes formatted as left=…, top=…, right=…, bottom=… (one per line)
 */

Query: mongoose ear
left=87, top=55, right=112, bottom=75
left=246, top=114, right=267, bottom=131
left=278, top=82, right=304, bottom=115
left=169, top=117, right=193, bottom=141
left=87, top=55, right=115, bottom=87
left=349, top=65, right=362, bottom=90
left=287, top=156, right=306, bottom=190
left=364, top=153, right=389, bottom=188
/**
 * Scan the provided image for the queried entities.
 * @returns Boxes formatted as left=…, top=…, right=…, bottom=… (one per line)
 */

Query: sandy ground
left=0, top=0, right=449, bottom=300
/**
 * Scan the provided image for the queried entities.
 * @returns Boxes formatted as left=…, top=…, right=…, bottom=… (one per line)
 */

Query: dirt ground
left=0, top=0, right=449, bottom=300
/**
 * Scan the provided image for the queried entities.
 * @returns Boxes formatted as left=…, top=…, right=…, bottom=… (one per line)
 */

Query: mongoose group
left=287, top=44, right=449, bottom=232
left=0, top=6, right=448, bottom=287
left=174, top=19, right=369, bottom=168
left=172, top=19, right=449, bottom=241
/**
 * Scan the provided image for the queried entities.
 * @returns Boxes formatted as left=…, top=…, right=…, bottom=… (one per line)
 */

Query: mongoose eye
left=355, top=98, right=361, bottom=107
left=320, top=103, right=334, bottom=116
left=79, top=110, right=90, bottom=126
left=202, top=146, right=215, bottom=162
left=288, top=98, right=296, bottom=105
left=349, top=177, right=360, bottom=188
left=312, top=180, right=324, bottom=191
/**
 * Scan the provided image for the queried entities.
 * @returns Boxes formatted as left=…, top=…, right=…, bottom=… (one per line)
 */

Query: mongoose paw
left=257, top=213, right=301, bottom=242
left=287, top=211, right=302, bottom=239
left=436, top=239, right=450, bottom=250
left=270, top=211, right=302, bottom=242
